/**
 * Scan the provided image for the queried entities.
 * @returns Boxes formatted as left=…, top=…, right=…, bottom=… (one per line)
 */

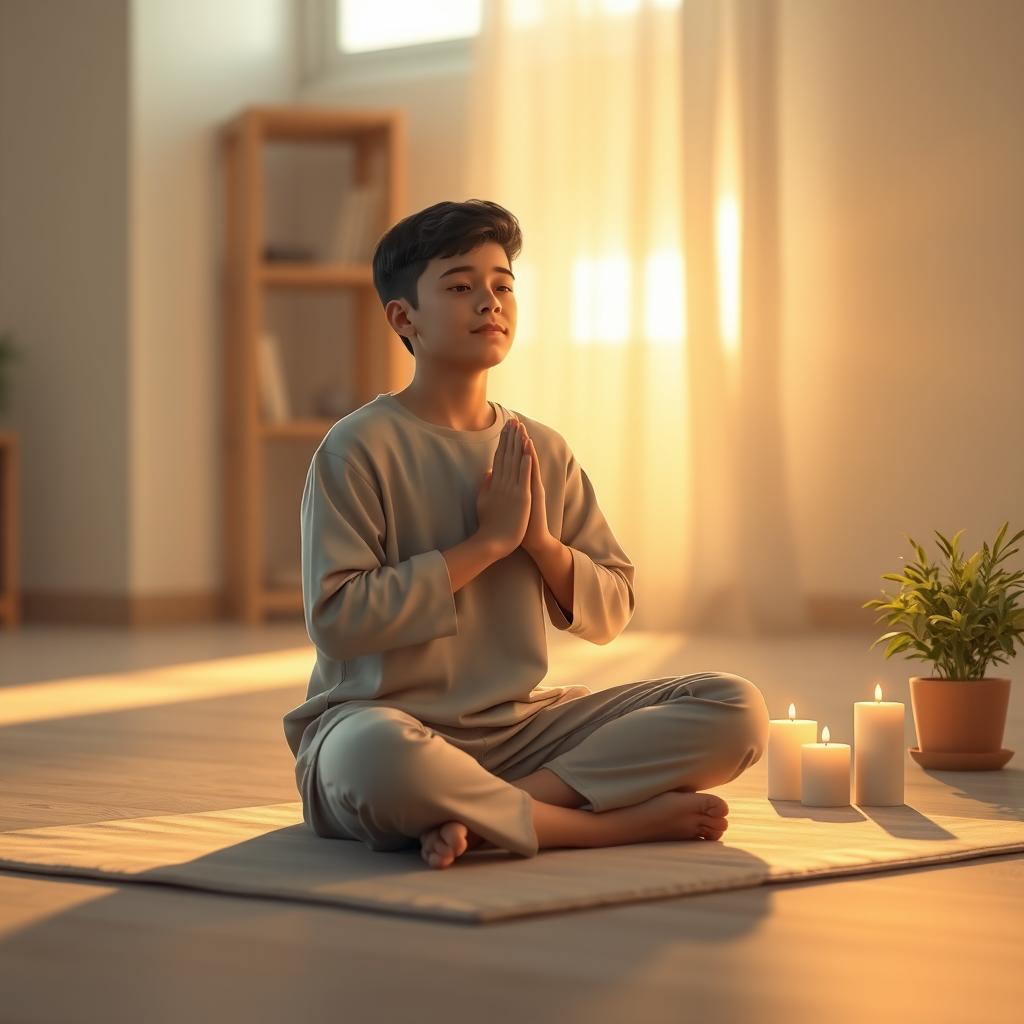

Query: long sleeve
left=302, top=448, right=459, bottom=661
left=544, top=451, right=636, bottom=644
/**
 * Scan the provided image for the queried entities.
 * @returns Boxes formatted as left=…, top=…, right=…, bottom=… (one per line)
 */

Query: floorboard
left=0, top=622, right=1020, bottom=1023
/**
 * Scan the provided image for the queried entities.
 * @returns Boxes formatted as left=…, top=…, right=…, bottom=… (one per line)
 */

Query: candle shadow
left=853, top=803, right=958, bottom=841
left=766, top=799, right=958, bottom=839
left=766, top=798, right=866, bottom=824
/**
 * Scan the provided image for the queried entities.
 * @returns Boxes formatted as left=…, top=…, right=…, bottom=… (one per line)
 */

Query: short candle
left=767, top=703, right=818, bottom=800
left=801, top=725, right=851, bottom=807
left=853, top=682, right=905, bottom=806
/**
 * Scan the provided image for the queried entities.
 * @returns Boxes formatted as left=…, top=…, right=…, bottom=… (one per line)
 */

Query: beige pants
left=309, top=672, right=770, bottom=858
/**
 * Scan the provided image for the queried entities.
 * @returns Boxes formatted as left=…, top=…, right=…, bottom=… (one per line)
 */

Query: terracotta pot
left=909, top=676, right=1011, bottom=753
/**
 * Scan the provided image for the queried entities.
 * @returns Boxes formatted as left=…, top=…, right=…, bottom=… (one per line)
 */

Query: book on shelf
left=327, top=181, right=386, bottom=263
left=258, top=330, right=290, bottom=423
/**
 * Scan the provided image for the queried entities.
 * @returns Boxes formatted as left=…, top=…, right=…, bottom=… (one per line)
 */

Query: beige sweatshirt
left=282, top=392, right=636, bottom=794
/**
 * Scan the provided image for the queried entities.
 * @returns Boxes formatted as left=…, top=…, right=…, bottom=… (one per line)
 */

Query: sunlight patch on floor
left=0, top=648, right=316, bottom=726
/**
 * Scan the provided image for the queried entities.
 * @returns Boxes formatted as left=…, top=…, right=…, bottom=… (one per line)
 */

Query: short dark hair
left=372, top=199, right=523, bottom=356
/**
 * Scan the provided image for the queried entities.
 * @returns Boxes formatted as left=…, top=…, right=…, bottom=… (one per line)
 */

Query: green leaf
left=885, top=634, right=915, bottom=658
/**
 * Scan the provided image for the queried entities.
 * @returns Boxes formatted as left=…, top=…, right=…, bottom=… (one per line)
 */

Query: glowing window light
left=643, top=247, right=686, bottom=346
left=572, top=256, right=631, bottom=344
left=338, top=0, right=482, bottom=53
left=715, top=193, right=741, bottom=352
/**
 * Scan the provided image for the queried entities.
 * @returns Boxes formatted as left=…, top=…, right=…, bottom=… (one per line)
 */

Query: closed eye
left=449, top=285, right=513, bottom=292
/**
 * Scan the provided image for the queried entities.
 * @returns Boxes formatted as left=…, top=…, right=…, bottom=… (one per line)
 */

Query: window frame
left=299, top=0, right=485, bottom=92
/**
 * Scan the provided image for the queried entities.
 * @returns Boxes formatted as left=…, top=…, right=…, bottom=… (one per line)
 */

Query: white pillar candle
left=767, top=703, right=818, bottom=800
left=853, top=682, right=905, bottom=806
left=801, top=726, right=851, bottom=806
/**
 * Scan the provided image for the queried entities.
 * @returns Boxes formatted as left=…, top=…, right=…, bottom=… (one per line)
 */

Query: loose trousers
left=310, top=671, right=770, bottom=858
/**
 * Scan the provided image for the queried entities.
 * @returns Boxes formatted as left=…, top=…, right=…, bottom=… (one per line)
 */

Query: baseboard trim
left=19, top=591, right=226, bottom=627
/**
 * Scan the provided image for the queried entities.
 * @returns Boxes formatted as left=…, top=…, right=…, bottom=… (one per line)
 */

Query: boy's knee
left=317, top=707, right=433, bottom=808
left=714, top=673, right=771, bottom=764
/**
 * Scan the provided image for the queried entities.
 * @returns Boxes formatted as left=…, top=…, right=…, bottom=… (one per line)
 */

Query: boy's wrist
left=474, top=529, right=512, bottom=563
left=522, top=531, right=556, bottom=558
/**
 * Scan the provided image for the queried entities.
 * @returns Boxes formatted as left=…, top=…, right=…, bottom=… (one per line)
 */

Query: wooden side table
left=0, top=431, right=20, bottom=628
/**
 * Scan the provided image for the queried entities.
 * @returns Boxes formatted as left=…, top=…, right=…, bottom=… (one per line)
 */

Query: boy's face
left=389, top=240, right=516, bottom=365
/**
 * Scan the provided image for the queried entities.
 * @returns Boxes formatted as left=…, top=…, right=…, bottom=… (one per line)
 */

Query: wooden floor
left=1, top=621, right=1021, bottom=1023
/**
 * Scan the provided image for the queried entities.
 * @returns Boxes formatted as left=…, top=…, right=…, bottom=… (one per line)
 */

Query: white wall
left=0, top=0, right=295, bottom=609
left=0, top=0, right=131, bottom=594
left=129, top=0, right=295, bottom=595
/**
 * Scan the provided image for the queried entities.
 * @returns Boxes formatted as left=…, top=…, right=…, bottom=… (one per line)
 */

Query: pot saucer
left=908, top=747, right=1014, bottom=771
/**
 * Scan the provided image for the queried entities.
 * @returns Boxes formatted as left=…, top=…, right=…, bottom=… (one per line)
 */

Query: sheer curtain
left=466, top=0, right=806, bottom=635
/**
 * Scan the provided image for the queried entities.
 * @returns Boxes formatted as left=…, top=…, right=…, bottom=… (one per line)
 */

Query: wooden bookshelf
left=0, top=431, right=20, bottom=628
left=220, top=105, right=406, bottom=623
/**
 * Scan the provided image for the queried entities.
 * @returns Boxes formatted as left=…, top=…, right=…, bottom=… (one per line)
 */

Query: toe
left=421, top=828, right=454, bottom=865
left=704, top=795, right=729, bottom=817
left=423, top=839, right=454, bottom=868
left=440, top=822, right=468, bottom=858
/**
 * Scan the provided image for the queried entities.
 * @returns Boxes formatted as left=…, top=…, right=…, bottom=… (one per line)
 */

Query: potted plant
left=863, top=521, right=1024, bottom=770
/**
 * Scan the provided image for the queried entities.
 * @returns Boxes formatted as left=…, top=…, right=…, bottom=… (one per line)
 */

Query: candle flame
left=788, top=703, right=796, bottom=721
left=875, top=682, right=883, bottom=702
left=822, top=725, right=830, bottom=744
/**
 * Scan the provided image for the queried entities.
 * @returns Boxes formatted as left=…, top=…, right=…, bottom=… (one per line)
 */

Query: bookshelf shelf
left=261, top=588, right=305, bottom=614
left=260, top=261, right=375, bottom=288
left=259, top=418, right=337, bottom=441
left=220, top=104, right=406, bottom=623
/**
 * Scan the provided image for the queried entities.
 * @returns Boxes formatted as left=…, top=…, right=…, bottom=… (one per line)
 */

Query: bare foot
left=420, top=822, right=493, bottom=869
left=634, top=791, right=730, bottom=842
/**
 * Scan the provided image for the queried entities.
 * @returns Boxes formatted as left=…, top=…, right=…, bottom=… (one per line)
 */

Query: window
left=300, top=0, right=485, bottom=90
left=338, top=0, right=483, bottom=54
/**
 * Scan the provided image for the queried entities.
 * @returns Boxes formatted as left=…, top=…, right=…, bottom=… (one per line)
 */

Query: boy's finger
left=498, top=422, right=512, bottom=481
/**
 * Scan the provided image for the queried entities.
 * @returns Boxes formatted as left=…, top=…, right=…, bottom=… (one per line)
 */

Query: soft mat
left=1, top=799, right=1021, bottom=924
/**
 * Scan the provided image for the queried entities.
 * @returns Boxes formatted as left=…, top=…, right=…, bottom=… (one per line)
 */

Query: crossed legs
left=419, top=767, right=727, bottom=868
left=315, top=674, right=768, bottom=869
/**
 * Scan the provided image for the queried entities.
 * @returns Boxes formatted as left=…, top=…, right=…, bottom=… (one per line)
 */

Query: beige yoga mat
left=1, top=799, right=1022, bottom=924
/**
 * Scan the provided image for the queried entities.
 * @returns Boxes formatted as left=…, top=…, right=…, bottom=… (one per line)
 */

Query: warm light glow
left=643, top=247, right=686, bottom=345
left=568, top=249, right=686, bottom=347
left=0, top=649, right=314, bottom=726
left=822, top=725, right=831, bottom=744
left=338, top=0, right=482, bottom=53
left=573, top=0, right=682, bottom=17
left=788, top=702, right=796, bottom=721
left=712, top=0, right=742, bottom=359
left=572, top=255, right=630, bottom=344
left=514, top=0, right=682, bottom=28
left=0, top=633, right=684, bottom=729
left=715, top=193, right=741, bottom=351
left=509, top=0, right=544, bottom=27
left=875, top=683, right=883, bottom=701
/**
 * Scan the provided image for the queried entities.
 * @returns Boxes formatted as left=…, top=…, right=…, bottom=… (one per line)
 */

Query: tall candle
left=854, top=682, right=905, bottom=806
left=801, top=726, right=851, bottom=806
left=767, top=703, right=818, bottom=800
